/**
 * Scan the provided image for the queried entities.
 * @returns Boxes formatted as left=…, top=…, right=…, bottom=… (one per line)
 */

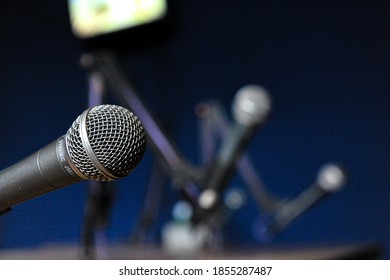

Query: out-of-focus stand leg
left=80, top=181, right=113, bottom=259
left=130, top=159, right=167, bottom=244
left=79, top=55, right=113, bottom=259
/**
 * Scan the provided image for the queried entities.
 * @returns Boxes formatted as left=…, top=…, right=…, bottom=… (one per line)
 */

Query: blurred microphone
left=257, top=163, right=347, bottom=239
left=197, top=85, right=272, bottom=212
left=0, top=105, right=146, bottom=213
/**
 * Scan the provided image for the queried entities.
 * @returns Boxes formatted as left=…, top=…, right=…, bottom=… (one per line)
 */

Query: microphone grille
left=232, top=85, right=272, bottom=126
left=66, top=105, right=146, bottom=181
left=317, top=163, right=347, bottom=192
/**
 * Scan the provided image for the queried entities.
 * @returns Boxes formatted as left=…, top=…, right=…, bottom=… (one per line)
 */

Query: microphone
left=197, top=85, right=272, bottom=212
left=0, top=104, right=146, bottom=212
left=256, top=163, right=347, bottom=240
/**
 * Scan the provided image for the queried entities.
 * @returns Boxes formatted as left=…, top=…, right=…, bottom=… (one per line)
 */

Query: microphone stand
left=86, top=51, right=276, bottom=226
left=79, top=50, right=346, bottom=252
left=87, top=50, right=281, bottom=234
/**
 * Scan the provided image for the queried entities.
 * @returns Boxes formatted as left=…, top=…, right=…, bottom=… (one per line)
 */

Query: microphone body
left=0, top=104, right=146, bottom=213
left=196, top=85, right=272, bottom=213
left=267, top=182, right=328, bottom=235
left=256, top=163, right=347, bottom=240
left=0, top=137, right=81, bottom=212
left=201, top=122, right=256, bottom=199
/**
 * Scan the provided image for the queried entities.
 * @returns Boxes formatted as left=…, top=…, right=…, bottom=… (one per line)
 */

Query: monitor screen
left=68, top=0, right=167, bottom=38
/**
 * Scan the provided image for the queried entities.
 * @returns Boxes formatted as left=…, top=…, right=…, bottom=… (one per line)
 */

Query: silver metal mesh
left=65, top=105, right=146, bottom=181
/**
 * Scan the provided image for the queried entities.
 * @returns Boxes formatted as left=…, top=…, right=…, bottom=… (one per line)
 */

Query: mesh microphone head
left=317, top=163, right=347, bottom=193
left=232, top=85, right=272, bottom=126
left=65, top=104, right=146, bottom=181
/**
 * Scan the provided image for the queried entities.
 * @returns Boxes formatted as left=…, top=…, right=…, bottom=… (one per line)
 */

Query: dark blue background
left=1, top=1, right=389, bottom=258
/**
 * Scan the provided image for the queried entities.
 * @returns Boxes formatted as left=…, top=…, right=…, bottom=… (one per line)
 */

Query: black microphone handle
left=267, top=183, right=327, bottom=235
left=193, top=122, right=257, bottom=222
left=0, top=136, right=83, bottom=212
left=206, top=122, right=255, bottom=194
